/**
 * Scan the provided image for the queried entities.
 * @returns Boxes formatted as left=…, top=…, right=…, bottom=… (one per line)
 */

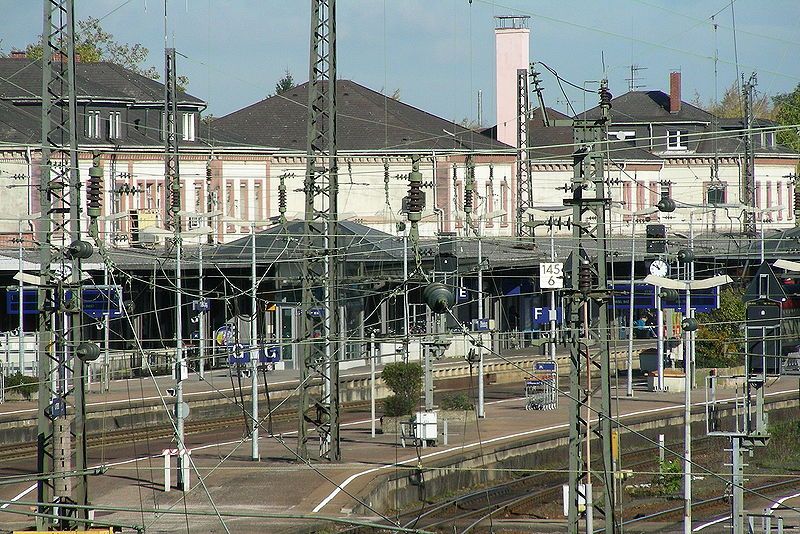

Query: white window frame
left=108, top=111, right=121, bottom=139
left=87, top=110, right=101, bottom=139
left=182, top=112, right=196, bottom=141
left=666, top=129, right=687, bottom=150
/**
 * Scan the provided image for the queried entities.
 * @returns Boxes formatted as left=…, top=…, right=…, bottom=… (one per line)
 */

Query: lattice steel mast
left=298, top=0, right=341, bottom=461
left=37, top=0, right=98, bottom=528
left=742, top=73, right=757, bottom=234
left=565, top=81, right=617, bottom=533
left=164, top=46, right=189, bottom=489
left=516, top=68, right=533, bottom=237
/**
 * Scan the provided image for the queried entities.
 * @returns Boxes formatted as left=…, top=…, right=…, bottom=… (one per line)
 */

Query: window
left=706, top=182, right=726, bottom=205
left=239, top=183, right=248, bottom=220
left=500, top=180, right=508, bottom=225
left=636, top=182, right=646, bottom=211
left=254, top=182, right=263, bottom=221
left=622, top=182, right=632, bottom=220
left=756, top=181, right=762, bottom=208
left=225, top=181, right=235, bottom=217
left=777, top=181, right=783, bottom=220
left=455, top=180, right=463, bottom=228
left=108, top=111, right=121, bottom=139
left=160, top=111, right=177, bottom=140
left=182, top=112, right=196, bottom=141
left=86, top=110, right=101, bottom=138
left=767, top=181, right=773, bottom=213
left=485, top=183, right=494, bottom=228
left=649, top=181, right=658, bottom=208
left=145, top=183, right=154, bottom=210
left=667, top=129, right=687, bottom=150
left=763, top=131, right=775, bottom=148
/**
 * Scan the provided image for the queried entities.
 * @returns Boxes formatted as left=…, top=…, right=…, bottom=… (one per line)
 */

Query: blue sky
left=2, top=1, right=799, bottom=122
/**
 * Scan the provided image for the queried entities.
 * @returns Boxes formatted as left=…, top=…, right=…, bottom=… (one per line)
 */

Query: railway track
left=0, top=399, right=371, bottom=463
left=342, top=438, right=716, bottom=533
left=621, top=478, right=800, bottom=528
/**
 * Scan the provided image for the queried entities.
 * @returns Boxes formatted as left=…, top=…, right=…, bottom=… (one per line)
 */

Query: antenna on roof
left=625, top=64, right=648, bottom=92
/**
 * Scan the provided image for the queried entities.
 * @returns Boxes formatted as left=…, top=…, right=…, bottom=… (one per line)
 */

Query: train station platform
left=1, top=370, right=796, bottom=532
left=0, top=339, right=656, bottom=422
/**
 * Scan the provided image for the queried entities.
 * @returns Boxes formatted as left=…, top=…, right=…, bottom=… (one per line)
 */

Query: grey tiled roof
left=211, top=220, right=407, bottom=263
left=0, top=58, right=204, bottom=105
left=527, top=125, right=661, bottom=161
left=580, top=90, right=713, bottom=123
left=213, top=80, right=511, bottom=152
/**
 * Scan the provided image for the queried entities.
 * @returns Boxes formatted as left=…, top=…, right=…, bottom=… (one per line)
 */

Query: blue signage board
left=457, top=286, right=469, bottom=303
left=7, top=286, right=124, bottom=318
left=259, top=345, right=281, bottom=364
left=471, top=318, right=491, bottom=331
left=610, top=284, right=719, bottom=313
left=192, top=299, right=210, bottom=313
left=534, top=360, right=557, bottom=372
left=6, top=288, right=38, bottom=315
left=80, top=286, right=123, bottom=319
left=228, top=344, right=251, bottom=365
left=532, top=307, right=562, bottom=326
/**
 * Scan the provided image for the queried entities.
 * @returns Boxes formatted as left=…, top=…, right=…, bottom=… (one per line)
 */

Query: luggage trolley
left=524, top=359, right=558, bottom=410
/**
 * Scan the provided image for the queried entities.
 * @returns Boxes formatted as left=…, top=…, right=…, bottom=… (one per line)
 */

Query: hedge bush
left=5, top=372, right=38, bottom=400
left=381, top=362, right=422, bottom=417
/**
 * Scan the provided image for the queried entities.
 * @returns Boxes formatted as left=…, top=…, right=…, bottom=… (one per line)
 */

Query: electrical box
left=414, top=411, right=438, bottom=444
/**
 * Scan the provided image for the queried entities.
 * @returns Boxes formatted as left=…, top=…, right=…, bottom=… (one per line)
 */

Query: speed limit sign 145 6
left=539, top=262, right=564, bottom=289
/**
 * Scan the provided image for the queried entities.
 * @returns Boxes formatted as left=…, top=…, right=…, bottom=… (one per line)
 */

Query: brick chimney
left=9, top=50, right=26, bottom=59
left=669, top=71, right=681, bottom=113
left=51, top=52, right=81, bottom=63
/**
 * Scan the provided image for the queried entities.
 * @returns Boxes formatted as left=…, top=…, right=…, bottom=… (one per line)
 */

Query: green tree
left=274, top=69, right=294, bottom=95
left=693, top=80, right=772, bottom=119
left=22, top=17, right=188, bottom=90
left=695, top=287, right=746, bottom=368
left=381, top=362, right=423, bottom=417
left=774, top=83, right=800, bottom=152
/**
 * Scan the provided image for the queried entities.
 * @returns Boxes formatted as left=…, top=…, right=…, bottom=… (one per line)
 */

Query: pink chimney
left=495, top=16, right=530, bottom=147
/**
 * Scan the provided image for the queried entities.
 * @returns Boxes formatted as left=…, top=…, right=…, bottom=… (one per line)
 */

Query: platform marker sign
left=540, top=262, right=564, bottom=289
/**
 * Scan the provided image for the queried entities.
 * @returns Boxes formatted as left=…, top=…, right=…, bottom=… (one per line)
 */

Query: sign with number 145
left=539, top=262, right=564, bottom=289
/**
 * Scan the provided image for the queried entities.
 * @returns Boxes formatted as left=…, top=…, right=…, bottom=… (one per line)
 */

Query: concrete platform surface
left=1, top=373, right=796, bottom=533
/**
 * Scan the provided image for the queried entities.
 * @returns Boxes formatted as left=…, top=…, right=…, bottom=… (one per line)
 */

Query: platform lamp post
left=609, top=205, right=659, bottom=397
left=177, top=210, right=222, bottom=380
left=474, top=208, right=506, bottom=418
left=95, top=211, right=129, bottom=392
left=248, top=218, right=272, bottom=461
left=526, top=207, right=572, bottom=363
left=644, top=272, right=732, bottom=534
left=14, top=213, right=40, bottom=377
